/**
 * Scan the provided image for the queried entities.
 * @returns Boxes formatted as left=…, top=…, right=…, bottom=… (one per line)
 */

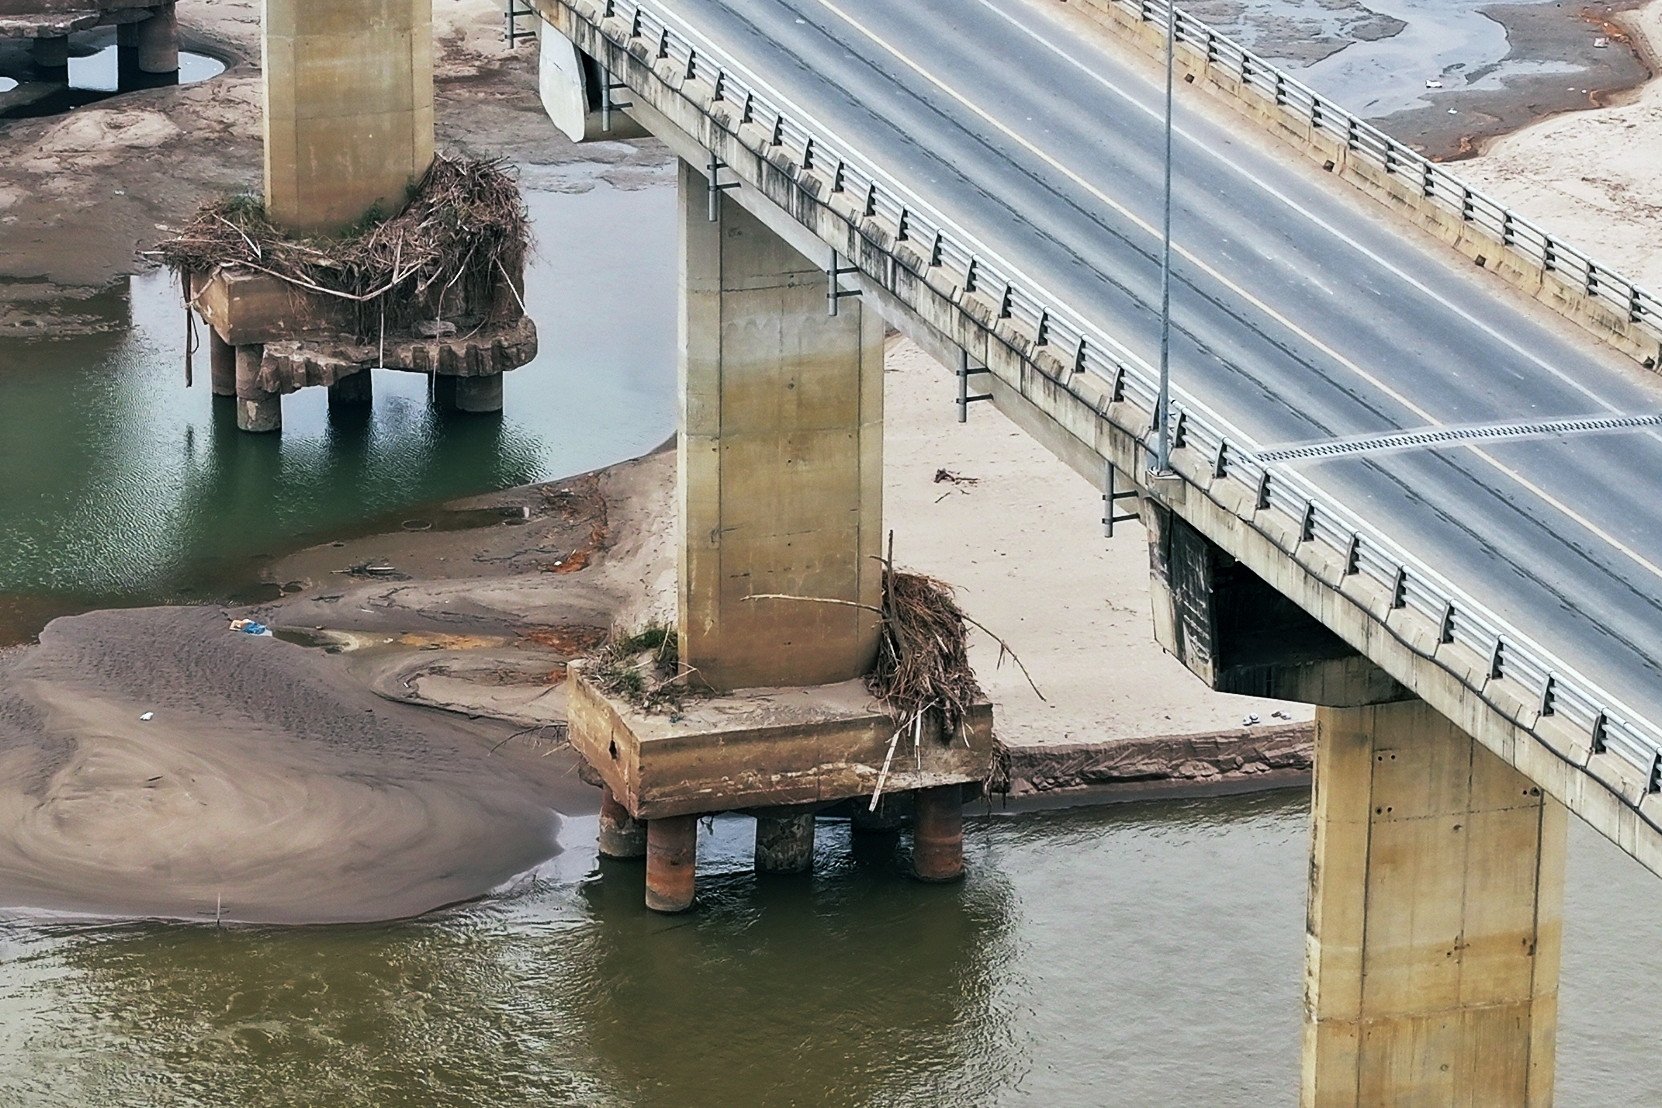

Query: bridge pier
left=234, top=344, right=279, bottom=434
left=645, top=815, right=698, bottom=914
left=208, top=331, right=236, bottom=398
left=598, top=784, right=647, bottom=860
left=1147, top=504, right=1565, bottom=1102
left=754, top=810, right=817, bottom=875
left=29, top=34, right=68, bottom=72
left=1304, top=700, right=1565, bottom=1106
left=327, top=369, right=373, bottom=412
left=119, top=2, right=178, bottom=75
left=262, top=0, right=434, bottom=236
left=678, top=157, right=885, bottom=688
left=563, top=158, right=993, bottom=912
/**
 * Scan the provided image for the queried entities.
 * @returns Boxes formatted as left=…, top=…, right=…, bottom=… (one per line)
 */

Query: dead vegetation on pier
left=868, top=570, right=985, bottom=742
left=155, top=154, right=530, bottom=338
left=586, top=623, right=690, bottom=713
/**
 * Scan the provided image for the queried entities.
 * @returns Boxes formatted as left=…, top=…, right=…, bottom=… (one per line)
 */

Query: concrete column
left=30, top=35, right=68, bottom=71
left=234, top=344, right=280, bottom=434
left=262, top=0, right=435, bottom=234
left=452, top=374, right=504, bottom=414
left=678, top=158, right=885, bottom=691
left=1303, top=700, right=1565, bottom=1106
left=135, top=3, right=179, bottom=75
left=644, top=815, right=697, bottom=913
left=754, top=812, right=816, bottom=875
left=911, top=785, right=965, bottom=882
left=598, top=785, right=647, bottom=860
left=209, top=331, right=236, bottom=397
left=327, top=369, right=373, bottom=411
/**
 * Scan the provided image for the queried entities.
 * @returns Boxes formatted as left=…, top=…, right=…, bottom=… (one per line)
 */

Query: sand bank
left=1459, top=1, right=1662, bottom=288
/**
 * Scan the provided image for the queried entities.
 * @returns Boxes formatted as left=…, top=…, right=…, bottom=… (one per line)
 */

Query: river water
left=0, top=183, right=677, bottom=645
left=1, top=794, right=1660, bottom=1105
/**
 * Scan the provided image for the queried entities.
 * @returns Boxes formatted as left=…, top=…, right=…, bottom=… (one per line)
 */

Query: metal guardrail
left=575, top=0, right=1662, bottom=799
left=1113, top=0, right=1662, bottom=347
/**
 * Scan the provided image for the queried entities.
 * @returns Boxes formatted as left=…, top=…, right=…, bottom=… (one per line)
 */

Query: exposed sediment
left=0, top=606, right=590, bottom=925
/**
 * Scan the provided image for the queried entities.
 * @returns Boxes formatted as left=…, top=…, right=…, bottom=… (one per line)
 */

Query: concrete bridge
left=522, top=0, right=1662, bottom=1101
left=239, top=0, right=1662, bottom=1100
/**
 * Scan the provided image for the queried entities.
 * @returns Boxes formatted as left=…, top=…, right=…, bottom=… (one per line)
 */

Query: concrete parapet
left=1303, top=699, right=1563, bottom=1105
left=1063, top=0, right=1662, bottom=372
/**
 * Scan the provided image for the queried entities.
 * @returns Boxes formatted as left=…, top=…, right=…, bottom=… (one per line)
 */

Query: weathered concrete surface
left=0, top=0, right=169, bottom=39
left=679, top=158, right=885, bottom=691
left=262, top=0, right=435, bottom=233
left=1304, top=699, right=1563, bottom=1106
left=565, top=666, right=994, bottom=821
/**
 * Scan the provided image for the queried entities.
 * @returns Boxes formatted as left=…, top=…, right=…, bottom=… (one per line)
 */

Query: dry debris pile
left=156, top=155, right=530, bottom=338
left=868, top=570, right=985, bottom=742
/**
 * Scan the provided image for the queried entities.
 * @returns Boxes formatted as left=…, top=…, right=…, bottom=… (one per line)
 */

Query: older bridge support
left=564, top=159, right=994, bottom=911
left=1146, top=502, right=1565, bottom=1102
left=262, top=0, right=435, bottom=236
left=1304, top=700, right=1564, bottom=1105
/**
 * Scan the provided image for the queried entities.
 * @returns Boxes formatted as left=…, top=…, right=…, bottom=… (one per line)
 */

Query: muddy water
left=0, top=793, right=1655, bottom=1105
left=0, top=182, right=676, bottom=643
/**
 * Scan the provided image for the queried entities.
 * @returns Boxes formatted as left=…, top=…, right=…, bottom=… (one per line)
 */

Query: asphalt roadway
left=663, top=0, right=1662, bottom=726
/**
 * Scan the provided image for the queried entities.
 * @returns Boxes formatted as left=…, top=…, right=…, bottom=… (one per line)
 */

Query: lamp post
left=1153, top=0, right=1176, bottom=475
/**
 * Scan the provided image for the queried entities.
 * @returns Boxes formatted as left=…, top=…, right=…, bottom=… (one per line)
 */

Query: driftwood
left=155, top=155, right=530, bottom=339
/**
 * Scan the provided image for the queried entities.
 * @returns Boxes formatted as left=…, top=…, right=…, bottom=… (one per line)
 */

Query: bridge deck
left=666, top=0, right=1662, bottom=724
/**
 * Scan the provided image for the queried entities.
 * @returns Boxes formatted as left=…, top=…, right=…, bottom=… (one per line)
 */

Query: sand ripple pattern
left=0, top=607, right=570, bottom=924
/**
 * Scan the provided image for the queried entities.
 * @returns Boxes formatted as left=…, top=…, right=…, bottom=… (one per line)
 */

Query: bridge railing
left=591, top=0, right=1662, bottom=798
left=1124, top=0, right=1662, bottom=344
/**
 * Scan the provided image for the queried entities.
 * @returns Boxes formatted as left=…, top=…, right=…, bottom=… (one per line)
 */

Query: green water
left=0, top=183, right=677, bottom=641
left=1, top=795, right=1658, bottom=1105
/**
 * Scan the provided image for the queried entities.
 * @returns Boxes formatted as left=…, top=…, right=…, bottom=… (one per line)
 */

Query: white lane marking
left=806, top=0, right=1662, bottom=584
left=974, top=0, right=1653, bottom=419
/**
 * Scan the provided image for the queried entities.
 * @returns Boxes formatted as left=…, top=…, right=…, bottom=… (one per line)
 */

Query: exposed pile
left=867, top=570, right=985, bottom=742
left=155, top=155, right=530, bottom=338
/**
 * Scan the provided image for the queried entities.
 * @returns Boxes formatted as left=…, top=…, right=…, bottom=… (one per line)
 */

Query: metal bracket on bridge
left=826, top=251, right=862, bottom=317
left=706, top=153, right=739, bottom=222
left=600, top=69, right=633, bottom=133
left=1102, top=464, right=1140, bottom=538
left=956, top=350, right=993, bottom=423
left=503, top=0, right=537, bottom=47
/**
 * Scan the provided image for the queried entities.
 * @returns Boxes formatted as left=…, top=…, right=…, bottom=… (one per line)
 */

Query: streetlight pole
left=1153, top=0, right=1176, bottom=475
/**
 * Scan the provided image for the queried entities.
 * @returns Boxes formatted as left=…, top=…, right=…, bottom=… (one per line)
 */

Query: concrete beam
left=1147, top=501, right=1409, bottom=707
